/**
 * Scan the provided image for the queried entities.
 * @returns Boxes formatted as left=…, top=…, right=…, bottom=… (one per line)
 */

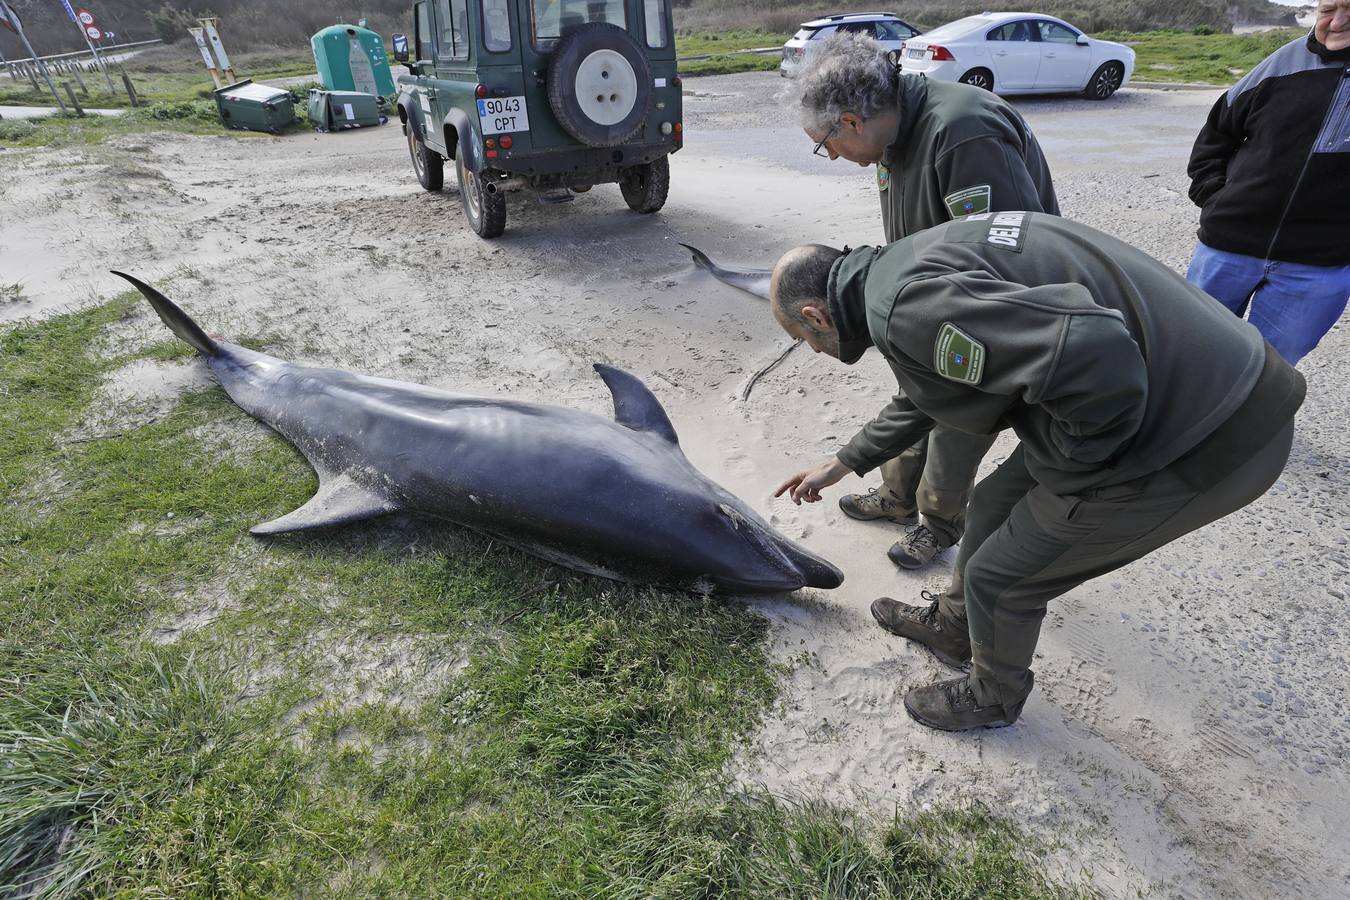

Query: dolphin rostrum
left=679, top=243, right=773, bottom=300
left=113, top=272, right=843, bottom=594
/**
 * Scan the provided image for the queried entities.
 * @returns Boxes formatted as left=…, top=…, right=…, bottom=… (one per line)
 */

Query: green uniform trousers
left=878, top=424, right=997, bottom=547
left=939, top=421, right=1294, bottom=719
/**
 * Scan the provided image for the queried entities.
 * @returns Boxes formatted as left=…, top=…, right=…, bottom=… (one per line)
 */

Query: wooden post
left=121, top=71, right=138, bottom=107
left=63, top=81, right=84, bottom=116
left=71, top=62, right=87, bottom=94
left=26, top=64, right=38, bottom=92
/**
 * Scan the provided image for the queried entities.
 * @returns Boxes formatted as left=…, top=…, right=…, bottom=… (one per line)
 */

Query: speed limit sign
left=76, top=9, right=94, bottom=25
left=85, top=24, right=101, bottom=40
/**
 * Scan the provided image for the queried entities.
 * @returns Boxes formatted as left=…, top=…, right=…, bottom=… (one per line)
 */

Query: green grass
left=1099, top=27, right=1303, bottom=84
left=676, top=30, right=787, bottom=77
left=0, top=46, right=318, bottom=148
left=0, top=297, right=1084, bottom=896
left=0, top=101, right=227, bottom=148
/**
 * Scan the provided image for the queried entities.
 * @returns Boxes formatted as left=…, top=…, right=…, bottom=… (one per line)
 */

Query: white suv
left=780, top=12, right=923, bottom=77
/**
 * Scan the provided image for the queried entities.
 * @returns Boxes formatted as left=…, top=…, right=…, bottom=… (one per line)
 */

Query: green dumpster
left=311, top=24, right=396, bottom=98
left=214, top=80, right=298, bottom=135
left=307, top=89, right=386, bottom=132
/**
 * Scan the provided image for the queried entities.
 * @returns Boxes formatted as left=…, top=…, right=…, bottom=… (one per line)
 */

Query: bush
left=148, top=5, right=187, bottom=44
left=1193, top=24, right=1217, bottom=34
left=131, top=100, right=219, bottom=122
left=0, top=120, right=41, bottom=142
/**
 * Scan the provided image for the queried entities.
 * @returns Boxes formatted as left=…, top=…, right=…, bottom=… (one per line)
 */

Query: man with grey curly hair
left=788, top=32, right=1059, bottom=639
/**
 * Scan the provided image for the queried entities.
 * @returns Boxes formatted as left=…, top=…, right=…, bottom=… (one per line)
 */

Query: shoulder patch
left=943, top=184, right=991, bottom=218
left=934, top=322, right=985, bottom=386
left=877, top=162, right=891, bottom=192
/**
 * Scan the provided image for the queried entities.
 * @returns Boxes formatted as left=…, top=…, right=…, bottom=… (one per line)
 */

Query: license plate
left=477, top=96, right=529, bottom=134
left=907, top=47, right=927, bottom=59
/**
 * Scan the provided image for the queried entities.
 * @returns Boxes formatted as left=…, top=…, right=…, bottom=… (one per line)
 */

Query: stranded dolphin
left=679, top=243, right=773, bottom=300
left=113, top=272, right=843, bottom=594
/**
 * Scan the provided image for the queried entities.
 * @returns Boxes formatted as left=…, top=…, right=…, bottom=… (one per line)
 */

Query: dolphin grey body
left=680, top=243, right=773, bottom=300
left=114, top=272, right=842, bottom=594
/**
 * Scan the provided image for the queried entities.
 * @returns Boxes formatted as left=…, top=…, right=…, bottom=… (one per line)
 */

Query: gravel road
left=3, top=75, right=1346, bottom=899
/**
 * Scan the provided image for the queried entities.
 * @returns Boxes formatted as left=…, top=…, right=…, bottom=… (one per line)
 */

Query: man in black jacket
left=1186, top=2, right=1350, bottom=365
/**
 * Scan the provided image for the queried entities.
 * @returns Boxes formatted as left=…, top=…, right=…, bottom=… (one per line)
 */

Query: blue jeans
left=1186, top=241, right=1350, bottom=365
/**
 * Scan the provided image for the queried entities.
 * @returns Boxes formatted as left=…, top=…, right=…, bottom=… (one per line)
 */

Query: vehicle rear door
left=1033, top=19, right=1090, bottom=89
left=517, top=0, right=631, bottom=150
left=984, top=20, right=1040, bottom=90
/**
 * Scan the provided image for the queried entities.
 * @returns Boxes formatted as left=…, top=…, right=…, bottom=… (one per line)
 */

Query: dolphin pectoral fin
left=250, top=474, right=399, bottom=535
left=592, top=364, right=680, bottom=445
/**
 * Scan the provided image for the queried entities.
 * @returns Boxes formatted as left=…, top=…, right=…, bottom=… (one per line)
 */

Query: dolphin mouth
left=797, top=555, right=844, bottom=589
left=715, top=501, right=845, bottom=592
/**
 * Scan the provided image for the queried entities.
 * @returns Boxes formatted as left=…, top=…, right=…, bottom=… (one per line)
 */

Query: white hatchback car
left=898, top=12, right=1135, bottom=99
left=780, top=12, right=923, bottom=77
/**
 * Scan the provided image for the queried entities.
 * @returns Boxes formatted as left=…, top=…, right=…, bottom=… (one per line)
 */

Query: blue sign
left=61, top=0, right=77, bottom=23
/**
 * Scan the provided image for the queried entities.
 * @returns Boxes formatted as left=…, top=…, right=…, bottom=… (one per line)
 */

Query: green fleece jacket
left=878, top=76, right=1059, bottom=242
left=830, top=213, right=1278, bottom=494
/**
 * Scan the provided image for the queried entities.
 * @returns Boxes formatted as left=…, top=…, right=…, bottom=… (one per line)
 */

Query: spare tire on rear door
left=547, top=22, right=653, bottom=148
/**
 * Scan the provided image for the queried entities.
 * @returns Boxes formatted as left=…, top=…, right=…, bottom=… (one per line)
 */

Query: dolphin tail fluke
left=111, top=271, right=219, bottom=357
left=677, top=242, right=714, bottom=272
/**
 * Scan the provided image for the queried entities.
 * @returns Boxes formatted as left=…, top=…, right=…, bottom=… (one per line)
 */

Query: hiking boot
left=904, top=675, right=1026, bottom=732
left=838, top=488, right=918, bottom=525
left=869, top=592, right=971, bottom=668
left=887, top=524, right=946, bottom=570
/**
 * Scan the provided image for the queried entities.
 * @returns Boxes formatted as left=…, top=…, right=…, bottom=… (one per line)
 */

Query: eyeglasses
left=812, top=123, right=838, bottom=158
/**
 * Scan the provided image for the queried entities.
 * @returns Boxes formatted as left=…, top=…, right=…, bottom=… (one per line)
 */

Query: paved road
left=0, top=105, right=124, bottom=119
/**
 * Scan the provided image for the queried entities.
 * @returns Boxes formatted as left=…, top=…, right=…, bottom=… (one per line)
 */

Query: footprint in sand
left=724, top=450, right=757, bottom=478
left=769, top=508, right=813, bottom=540
left=823, top=666, right=898, bottom=716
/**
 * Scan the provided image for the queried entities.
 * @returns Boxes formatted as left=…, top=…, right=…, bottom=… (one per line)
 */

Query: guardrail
left=676, top=46, right=780, bottom=62
left=3, top=38, right=162, bottom=66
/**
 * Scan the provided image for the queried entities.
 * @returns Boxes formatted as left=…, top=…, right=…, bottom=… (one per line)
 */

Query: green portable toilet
left=311, top=24, right=396, bottom=98
left=214, top=80, right=298, bottom=134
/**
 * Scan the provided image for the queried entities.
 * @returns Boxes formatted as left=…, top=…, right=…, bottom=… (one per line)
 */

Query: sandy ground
left=2, top=75, right=1347, bottom=898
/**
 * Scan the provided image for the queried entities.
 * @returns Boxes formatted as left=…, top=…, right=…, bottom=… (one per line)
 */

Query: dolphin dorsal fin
left=593, top=364, right=679, bottom=445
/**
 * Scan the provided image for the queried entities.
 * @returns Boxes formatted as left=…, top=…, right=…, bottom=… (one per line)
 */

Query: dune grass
left=1100, top=27, right=1302, bottom=83
left=671, top=26, right=1306, bottom=82
left=0, top=294, right=1084, bottom=896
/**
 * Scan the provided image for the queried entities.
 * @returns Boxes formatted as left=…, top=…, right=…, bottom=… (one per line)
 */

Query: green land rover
left=392, top=0, right=683, bottom=238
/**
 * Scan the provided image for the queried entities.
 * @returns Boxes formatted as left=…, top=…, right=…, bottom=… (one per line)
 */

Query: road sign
left=85, top=24, right=101, bottom=41
left=77, top=10, right=95, bottom=25
left=0, top=0, right=22, bottom=34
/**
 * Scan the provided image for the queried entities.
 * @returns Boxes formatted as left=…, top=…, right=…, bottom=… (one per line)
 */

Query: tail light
left=475, top=83, right=488, bottom=98
left=672, top=75, right=682, bottom=88
left=928, top=45, right=955, bottom=61
left=499, top=134, right=513, bottom=149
